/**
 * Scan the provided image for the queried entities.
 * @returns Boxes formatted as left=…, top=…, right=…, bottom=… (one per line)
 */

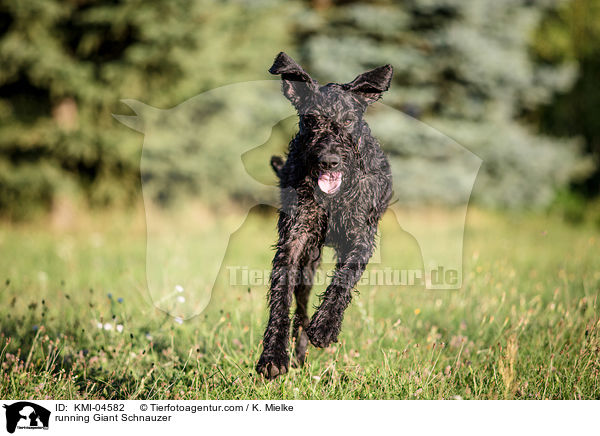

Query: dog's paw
left=291, top=327, right=309, bottom=368
left=291, top=344, right=308, bottom=368
left=306, top=313, right=341, bottom=348
left=256, top=351, right=289, bottom=380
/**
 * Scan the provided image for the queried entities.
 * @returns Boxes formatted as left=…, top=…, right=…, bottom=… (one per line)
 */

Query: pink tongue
left=318, top=172, right=342, bottom=194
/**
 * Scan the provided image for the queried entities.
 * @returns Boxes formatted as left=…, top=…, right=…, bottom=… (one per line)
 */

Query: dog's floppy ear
left=344, top=65, right=393, bottom=105
left=269, top=52, right=317, bottom=107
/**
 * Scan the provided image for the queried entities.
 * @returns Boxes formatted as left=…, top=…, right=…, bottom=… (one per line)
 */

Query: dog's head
left=270, top=52, right=392, bottom=196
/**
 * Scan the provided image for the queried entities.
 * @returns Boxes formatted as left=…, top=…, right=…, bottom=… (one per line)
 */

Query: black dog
left=256, top=52, right=393, bottom=379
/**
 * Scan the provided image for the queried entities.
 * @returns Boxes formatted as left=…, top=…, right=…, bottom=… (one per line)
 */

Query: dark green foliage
left=0, top=0, right=596, bottom=217
left=533, top=0, right=600, bottom=197
left=0, top=0, right=297, bottom=217
left=296, top=0, right=589, bottom=208
left=550, top=189, right=587, bottom=224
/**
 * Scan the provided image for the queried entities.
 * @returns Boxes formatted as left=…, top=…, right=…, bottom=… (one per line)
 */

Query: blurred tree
left=0, top=0, right=594, bottom=217
left=295, top=0, right=589, bottom=207
left=533, top=0, right=600, bottom=198
left=0, top=0, right=298, bottom=218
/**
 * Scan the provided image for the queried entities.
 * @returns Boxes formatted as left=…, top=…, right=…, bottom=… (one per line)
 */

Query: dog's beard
left=317, top=171, right=342, bottom=194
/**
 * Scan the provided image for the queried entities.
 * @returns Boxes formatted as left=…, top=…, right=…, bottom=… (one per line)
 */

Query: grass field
left=1, top=203, right=599, bottom=400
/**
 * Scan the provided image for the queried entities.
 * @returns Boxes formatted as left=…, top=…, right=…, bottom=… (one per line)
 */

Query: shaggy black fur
left=256, top=52, right=393, bottom=379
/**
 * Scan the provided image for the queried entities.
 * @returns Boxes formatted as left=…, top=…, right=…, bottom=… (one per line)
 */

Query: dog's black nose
left=319, top=154, right=341, bottom=171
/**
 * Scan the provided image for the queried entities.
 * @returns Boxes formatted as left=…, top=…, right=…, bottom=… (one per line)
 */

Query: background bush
left=0, top=0, right=598, bottom=218
left=0, top=0, right=298, bottom=218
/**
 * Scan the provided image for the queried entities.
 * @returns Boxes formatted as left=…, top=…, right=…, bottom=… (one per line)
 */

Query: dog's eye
left=342, top=117, right=355, bottom=127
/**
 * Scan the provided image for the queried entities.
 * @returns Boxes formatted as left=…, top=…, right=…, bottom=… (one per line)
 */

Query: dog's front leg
left=307, top=228, right=376, bottom=348
left=256, top=211, right=324, bottom=379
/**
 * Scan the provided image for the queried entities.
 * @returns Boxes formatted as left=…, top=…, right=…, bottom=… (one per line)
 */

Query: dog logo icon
left=2, top=402, right=50, bottom=433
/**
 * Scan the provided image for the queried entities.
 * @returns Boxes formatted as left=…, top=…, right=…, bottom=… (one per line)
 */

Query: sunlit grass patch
left=0, top=206, right=599, bottom=399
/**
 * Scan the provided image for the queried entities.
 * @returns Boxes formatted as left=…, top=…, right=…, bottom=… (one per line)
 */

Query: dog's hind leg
left=291, top=249, right=320, bottom=367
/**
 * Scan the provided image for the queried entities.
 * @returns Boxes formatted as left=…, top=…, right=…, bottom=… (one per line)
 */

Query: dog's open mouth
left=317, top=171, right=342, bottom=194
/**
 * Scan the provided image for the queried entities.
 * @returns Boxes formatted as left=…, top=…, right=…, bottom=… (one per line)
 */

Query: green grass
left=1, top=204, right=599, bottom=399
